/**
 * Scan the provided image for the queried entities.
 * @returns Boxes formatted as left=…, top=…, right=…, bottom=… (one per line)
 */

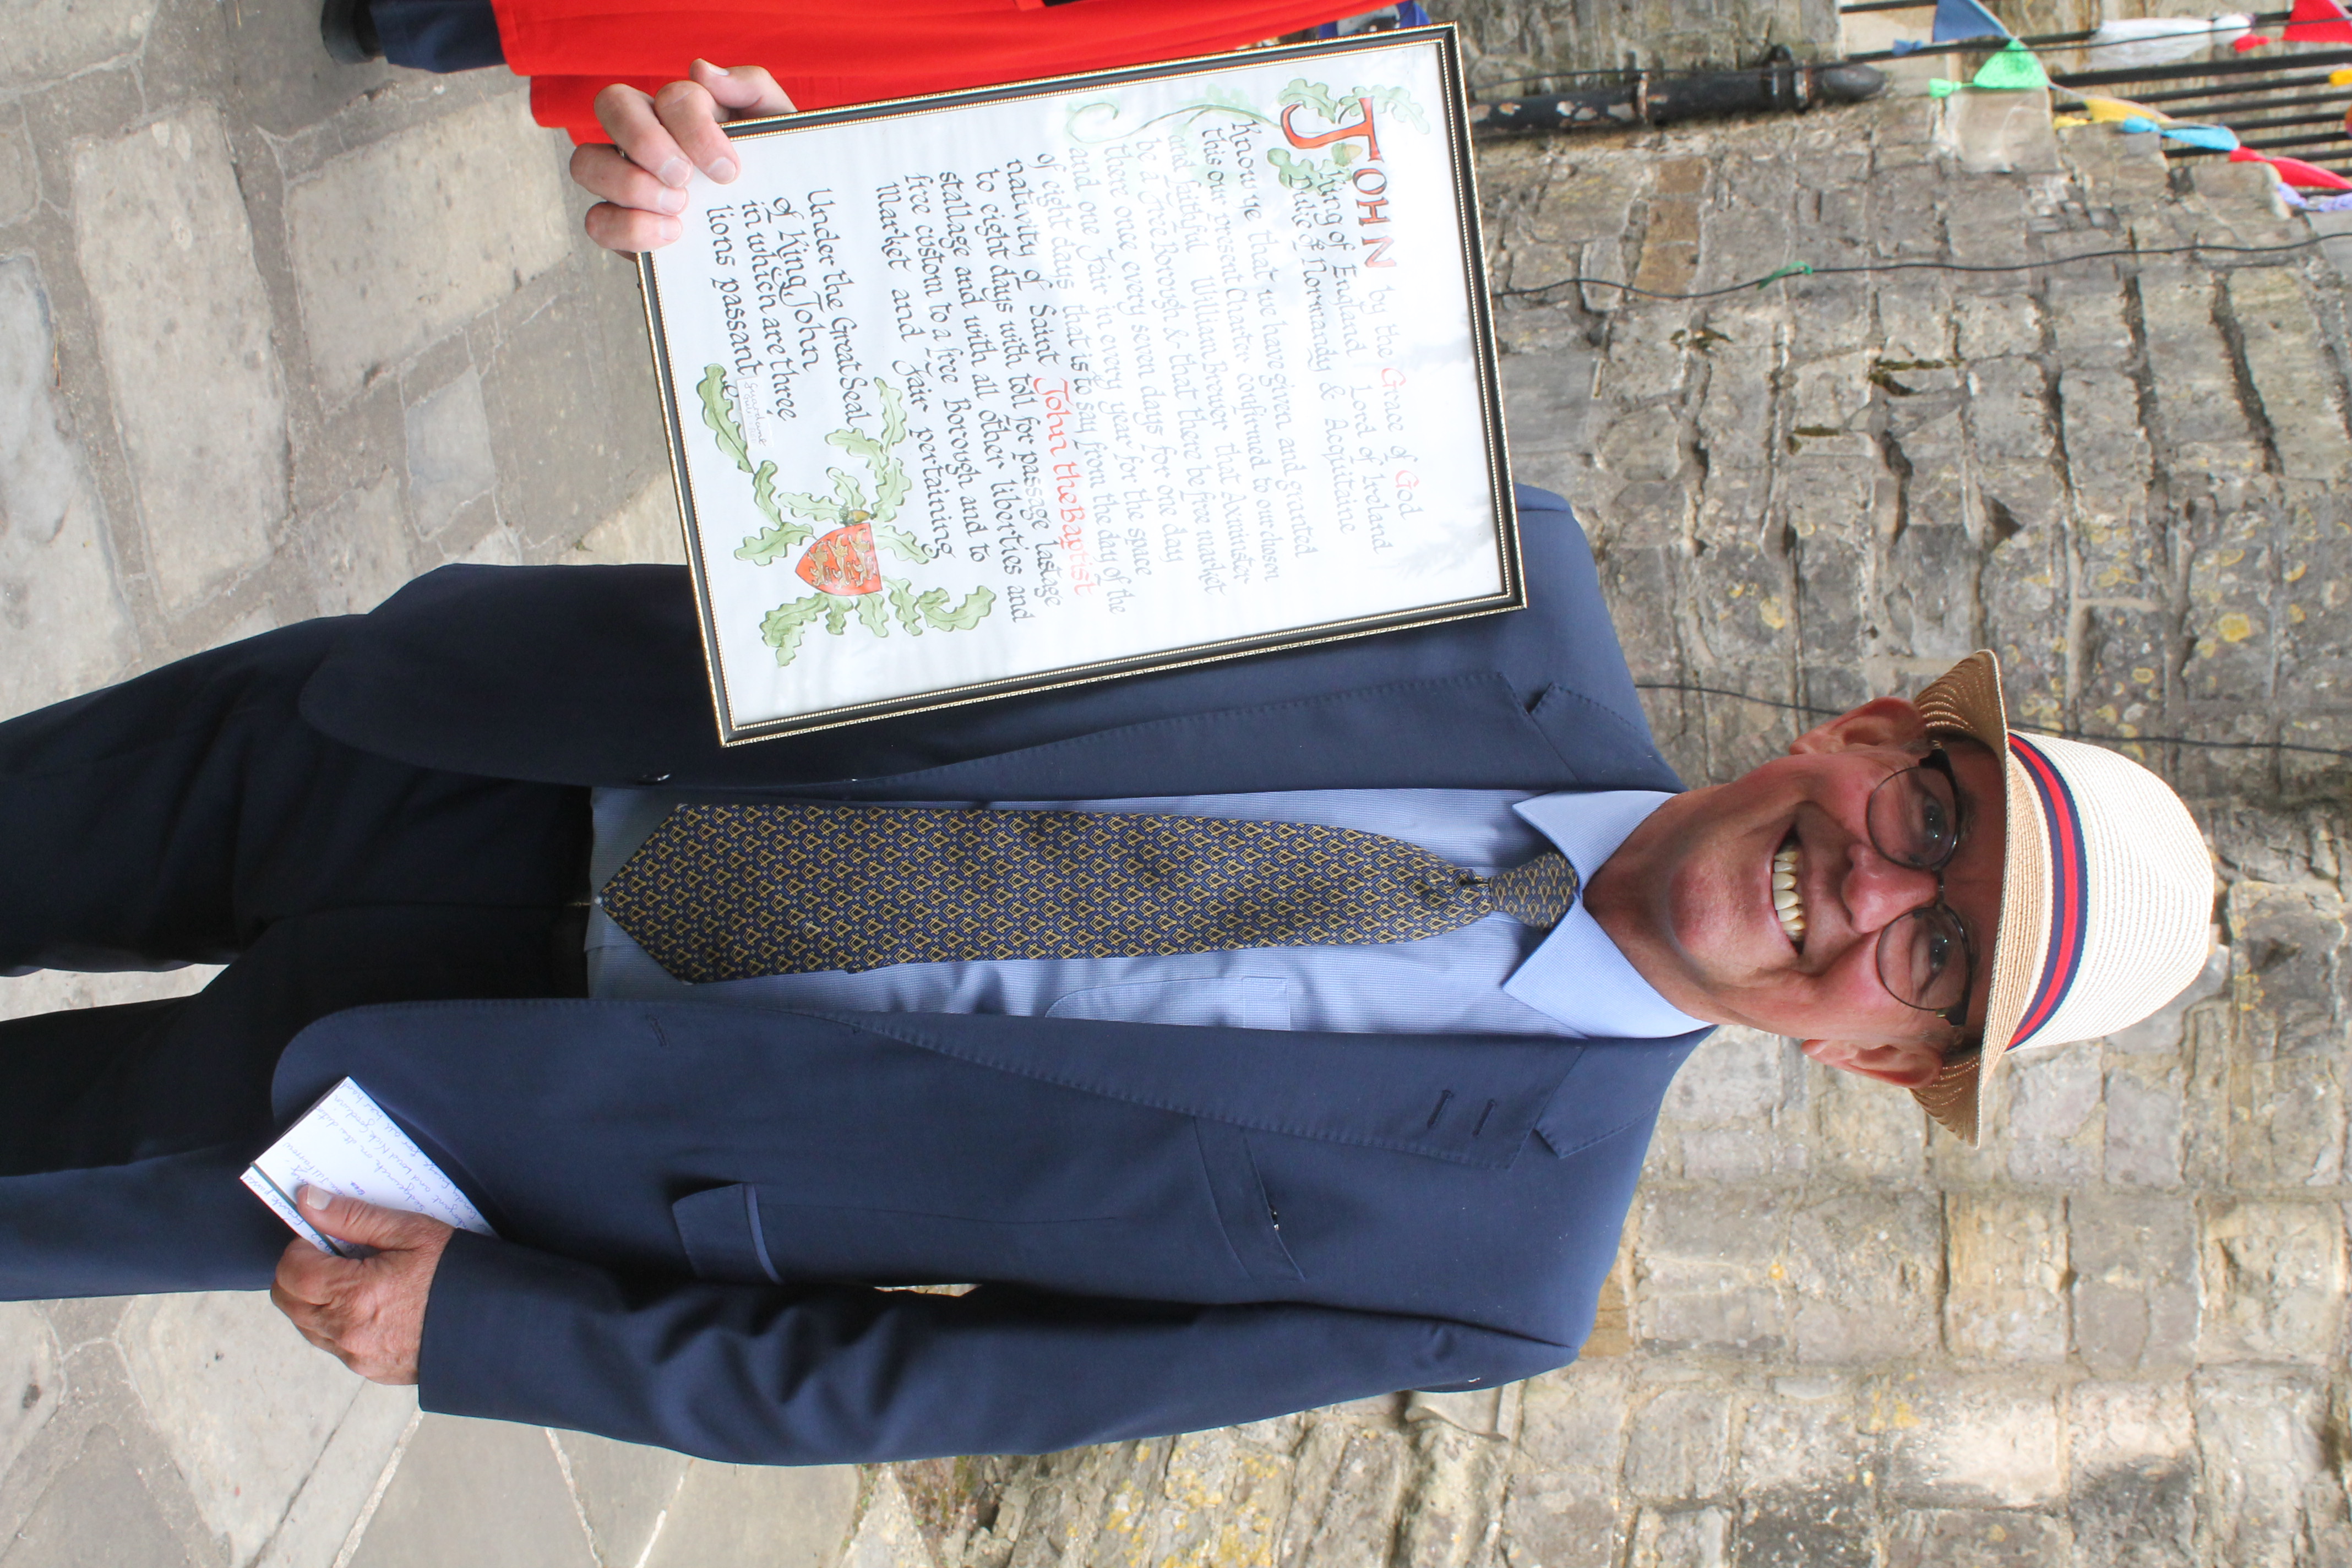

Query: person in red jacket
left=322, top=0, right=1407, bottom=144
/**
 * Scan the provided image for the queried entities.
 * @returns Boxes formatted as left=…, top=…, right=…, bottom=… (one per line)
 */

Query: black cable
left=1635, top=682, right=2352, bottom=760
left=1495, top=237, right=2323, bottom=304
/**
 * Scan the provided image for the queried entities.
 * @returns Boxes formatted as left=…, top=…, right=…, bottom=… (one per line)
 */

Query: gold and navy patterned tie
left=600, top=803, right=1581, bottom=982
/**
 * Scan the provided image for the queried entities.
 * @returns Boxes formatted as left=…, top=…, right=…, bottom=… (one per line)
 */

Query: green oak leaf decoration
left=699, top=366, right=993, bottom=668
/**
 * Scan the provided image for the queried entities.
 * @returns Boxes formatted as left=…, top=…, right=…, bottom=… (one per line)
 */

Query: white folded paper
left=242, top=1078, right=495, bottom=1256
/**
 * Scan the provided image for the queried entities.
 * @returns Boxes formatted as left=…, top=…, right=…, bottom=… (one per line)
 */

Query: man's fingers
left=583, top=203, right=683, bottom=255
left=570, top=143, right=687, bottom=215
left=298, top=1187, right=449, bottom=1253
left=652, top=79, right=740, bottom=184
left=594, top=83, right=696, bottom=190
left=687, top=59, right=796, bottom=118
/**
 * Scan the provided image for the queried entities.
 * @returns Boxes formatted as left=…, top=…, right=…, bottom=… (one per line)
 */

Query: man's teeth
left=1773, top=843, right=1807, bottom=945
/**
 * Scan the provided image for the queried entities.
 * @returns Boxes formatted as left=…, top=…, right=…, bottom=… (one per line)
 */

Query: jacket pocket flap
left=672, top=1184, right=781, bottom=1283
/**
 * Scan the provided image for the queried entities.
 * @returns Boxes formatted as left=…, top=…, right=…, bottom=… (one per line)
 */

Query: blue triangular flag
left=1934, top=0, right=2013, bottom=42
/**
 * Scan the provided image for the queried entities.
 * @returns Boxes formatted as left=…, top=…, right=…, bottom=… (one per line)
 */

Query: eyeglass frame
left=1865, top=744, right=1980, bottom=1031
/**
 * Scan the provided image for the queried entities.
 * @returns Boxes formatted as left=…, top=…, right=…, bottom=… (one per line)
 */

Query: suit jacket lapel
left=785, top=672, right=1654, bottom=800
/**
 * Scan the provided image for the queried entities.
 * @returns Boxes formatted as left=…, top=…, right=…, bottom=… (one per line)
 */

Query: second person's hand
left=572, top=60, right=796, bottom=255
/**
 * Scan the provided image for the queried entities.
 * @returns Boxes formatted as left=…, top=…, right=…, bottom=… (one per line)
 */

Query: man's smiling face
left=1585, top=697, right=2005, bottom=1088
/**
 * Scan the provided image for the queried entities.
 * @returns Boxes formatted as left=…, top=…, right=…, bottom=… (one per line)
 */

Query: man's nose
left=1843, top=842, right=1943, bottom=932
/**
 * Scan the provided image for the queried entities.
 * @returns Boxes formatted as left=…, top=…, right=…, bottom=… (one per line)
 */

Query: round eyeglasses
left=1865, top=747, right=1976, bottom=1027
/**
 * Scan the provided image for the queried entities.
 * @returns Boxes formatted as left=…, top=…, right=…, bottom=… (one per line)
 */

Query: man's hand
left=270, top=1189, right=453, bottom=1385
left=572, top=61, right=796, bottom=255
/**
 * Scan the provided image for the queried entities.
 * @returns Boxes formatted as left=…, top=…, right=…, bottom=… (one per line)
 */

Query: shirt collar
left=1503, top=791, right=1712, bottom=1039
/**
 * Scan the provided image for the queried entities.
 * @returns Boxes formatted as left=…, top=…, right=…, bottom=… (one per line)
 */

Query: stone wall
left=924, top=95, right=2352, bottom=1568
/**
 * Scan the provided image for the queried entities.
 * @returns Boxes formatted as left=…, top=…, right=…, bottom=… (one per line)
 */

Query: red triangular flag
left=2233, top=31, right=2273, bottom=48
left=2285, top=0, right=2352, bottom=43
left=2231, top=145, right=2352, bottom=189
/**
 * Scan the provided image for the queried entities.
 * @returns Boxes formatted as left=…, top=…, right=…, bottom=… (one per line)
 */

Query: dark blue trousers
left=372, top=0, right=506, bottom=72
left=0, top=620, right=589, bottom=1297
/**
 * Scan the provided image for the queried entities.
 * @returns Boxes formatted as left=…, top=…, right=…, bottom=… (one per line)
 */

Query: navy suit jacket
left=277, top=486, right=1710, bottom=1463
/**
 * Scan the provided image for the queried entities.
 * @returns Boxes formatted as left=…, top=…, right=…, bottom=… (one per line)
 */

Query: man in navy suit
left=0, top=74, right=2215, bottom=1465
left=2, top=478, right=2059, bottom=1464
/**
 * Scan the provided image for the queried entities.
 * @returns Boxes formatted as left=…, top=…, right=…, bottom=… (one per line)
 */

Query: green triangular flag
left=1928, top=78, right=1963, bottom=96
left=1970, top=37, right=2050, bottom=89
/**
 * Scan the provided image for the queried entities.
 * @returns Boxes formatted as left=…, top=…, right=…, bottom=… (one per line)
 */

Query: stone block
left=2198, top=1199, right=2346, bottom=1363
left=1501, top=1365, right=1631, bottom=1568
left=2191, top=1368, right=2342, bottom=1568
left=1397, top=1417, right=1499, bottom=1568
left=0, top=257, right=137, bottom=721
left=1884, top=1377, right=2062, bottom=1509
left=482, top=280, right=662, bottom=553
left=0, top=0, right=157, bottom=83
left=2226, top=270, right=2351, bottom=484
left=1624, top=1385, right=1732, bottom=1501
left=1628, top=1505, right=1729, bottom=1567
left=288, top=93, right=572, bottom=404
left=1957, top=360, right=2051, bottom=470
left=834, top=1470, right=925, bottom=1568
left=1808, top=1066, right=1928, bottom=1184
left=1144, top=1424, right=1297, bottom=1567
left=1943, top=1192, right=2067, bottom=1365
left=2137, top=265, right=2263, bottom=477
left=2069, top=1191, right=2199, bottom=1375
left=1883, top=1509, right=2066, bottom=1568
left=2067, top=1381, right=2196, bottom=1568
left=1634, top=1188, right=1789, bottom=1355
left=0, top=119, right=36, bottom=230
left=1954, top=297, right=2041, bottom=363
left=404, top=367, right=499, bottom=538
left=2225, top=879, right=2349, bottom=1063
left=1783, top=1191, right=1941, bottom=1366
left=1874, top=280, right=1954, bottom=367
left=0, top=1302, right=59, bottom=1488
left=548, top=1432, right=689, bottom=1568
left=71, top=107, right=285, bottom=610
left=2103, top=1058, right=2183, bottom=1190
left=1295, top=1428, right=1411, bottom=1568
left=1788, top=351, right=1875, bottom=450
left=1659, top=1027, right=1795, bottom=1129
left=252, top=1385, right=418, bottom=1568
left=1594, top=403, right=1685, bottom=484
left=1731, top=1382, right=1872, bottom=1568
left=117, top=1289, right=375, bottom=1567
left=2057, top=368, right=2153, bottom=534
left=2046, top=276, right=2134, bottom=370
left=1980, top=531, right=2066, bottom=732
left=1, top=1423, right=197, bottom=1568
left=1499, top=346, right=1604, bottom=477
left=345, top=1415, right=595, bottom=1568
left=1693, top=350, right=1778, bottom=480
left=1998, top=1044, right=2102, bottom=1185
left=304, top=472, right=417, bottom=616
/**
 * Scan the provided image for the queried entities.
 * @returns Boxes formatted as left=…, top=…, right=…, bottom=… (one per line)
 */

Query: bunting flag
left=2155, top=122, right=2242, bottom=150
left=1933, top=0, right=2013, bottom=42
left=2077, top=93, right=2175, bottom=122
left=2285, top=0, right=2352, bottom=41
left=1972, top=37, right=2052, bottom=88
left=2233, top=31, right=2275, bottom=47
left=2231, top=145, right=2352, bottom=188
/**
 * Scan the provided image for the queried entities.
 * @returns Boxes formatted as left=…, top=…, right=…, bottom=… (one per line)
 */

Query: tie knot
left=1482, top=851, right=1580, bottom=930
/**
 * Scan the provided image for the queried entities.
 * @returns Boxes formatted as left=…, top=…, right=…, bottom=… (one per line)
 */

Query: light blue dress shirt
left=585, top=787, right=1707, bottom=1041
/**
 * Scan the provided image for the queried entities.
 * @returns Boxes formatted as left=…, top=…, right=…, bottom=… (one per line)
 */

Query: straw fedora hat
left=1904, top=650, right=2213, bottom=1144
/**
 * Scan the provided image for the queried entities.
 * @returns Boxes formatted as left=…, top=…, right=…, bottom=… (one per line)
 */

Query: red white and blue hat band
left=2006, top=733, right=2089, bottom=1049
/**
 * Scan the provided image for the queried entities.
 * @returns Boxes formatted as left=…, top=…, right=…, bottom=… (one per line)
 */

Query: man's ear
left=1787, top=695, right=1930, bottom=758
left=1799, top=1036, right=1946, bottom=1089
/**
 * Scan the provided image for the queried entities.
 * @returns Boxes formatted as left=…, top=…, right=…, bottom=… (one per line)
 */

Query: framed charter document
left=640, top=27, right=1518, bottom=744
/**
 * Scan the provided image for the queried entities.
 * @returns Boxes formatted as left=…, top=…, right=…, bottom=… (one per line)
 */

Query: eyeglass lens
left=1866, top=755, right=1972, bottom=1016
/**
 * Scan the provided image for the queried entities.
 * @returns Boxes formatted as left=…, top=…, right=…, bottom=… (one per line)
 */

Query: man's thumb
left=300, top=1188, right=433, bottom=1250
